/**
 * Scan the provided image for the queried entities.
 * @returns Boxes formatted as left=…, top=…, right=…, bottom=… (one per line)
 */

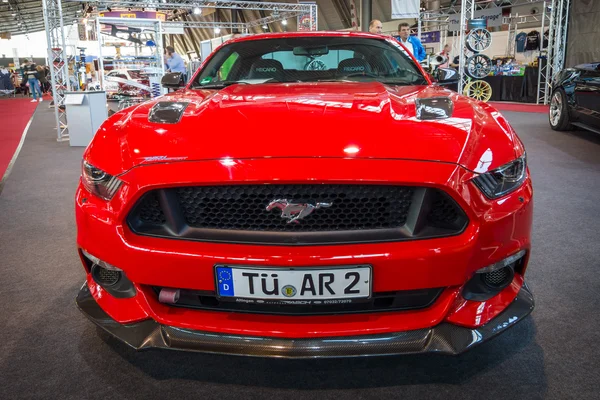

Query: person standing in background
left=23, top=60, right=43, bottom=102
left=36, top=65, right=48, bottom=93
left=369, top=20, right=383, bottom=35
left=165, top=46, right=187, bottom=83
left=437, top=44, right=451, bottom=68
left=396, top=22, right=426, bottom=62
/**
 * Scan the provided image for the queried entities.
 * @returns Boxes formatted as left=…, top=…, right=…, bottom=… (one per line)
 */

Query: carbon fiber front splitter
left=76, top=284, right=534, bottom=358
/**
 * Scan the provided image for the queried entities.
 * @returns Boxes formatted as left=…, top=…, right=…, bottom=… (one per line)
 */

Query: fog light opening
left=481, top=266, right=514, bottom=290
left=462, top=250, right=526, bottom=301
left=92, top=264, right=122, bottom=287
left=79, top=248, right=137, bottom=299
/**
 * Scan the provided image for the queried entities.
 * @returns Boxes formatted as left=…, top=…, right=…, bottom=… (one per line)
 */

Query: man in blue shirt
left=395, top=22, right=427, bottom=62
left=165, top=46, right=187, bottom=81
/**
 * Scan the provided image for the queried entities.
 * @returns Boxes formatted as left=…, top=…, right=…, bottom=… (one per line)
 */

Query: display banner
left=163, top=23, right=185, bottom=35
left=417, top=31, right=440, bottom=44
left=448, top=7, right=502, bottom=31
left=78, top=21, right=87, bottom=41
left=12, top=48, right=19, bottom=69
left=297, top=1, right=317, bottom=31
left=98, top=11, right=166, bottom=21
left=392, top=0, right=419, bottom=19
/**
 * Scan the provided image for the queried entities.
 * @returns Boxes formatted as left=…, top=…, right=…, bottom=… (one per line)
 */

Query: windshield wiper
left=381, top=80, right=428, bottom=86
left=193, top=81, right=249, bottom=89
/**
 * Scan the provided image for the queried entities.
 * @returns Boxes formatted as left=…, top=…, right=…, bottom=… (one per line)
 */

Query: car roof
left=230, top=31, right=393, bottom=44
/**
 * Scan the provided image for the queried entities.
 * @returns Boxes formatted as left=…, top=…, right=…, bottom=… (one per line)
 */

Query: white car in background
left=104, top=69, right=151, bottom=98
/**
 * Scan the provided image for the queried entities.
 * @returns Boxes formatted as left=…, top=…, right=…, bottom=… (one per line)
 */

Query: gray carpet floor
left=0, top=104, right=599, bottom=400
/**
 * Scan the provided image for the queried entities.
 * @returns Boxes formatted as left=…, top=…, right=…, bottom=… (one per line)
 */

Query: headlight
left=81, top=161, right=123, bottom=201
left=472, top=154, right=527, bottom=199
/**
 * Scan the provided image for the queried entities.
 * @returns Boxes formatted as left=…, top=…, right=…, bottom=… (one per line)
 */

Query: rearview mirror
left=161, top=72, right=184, bottom=88
left=293, top=46, right=329, bottom=56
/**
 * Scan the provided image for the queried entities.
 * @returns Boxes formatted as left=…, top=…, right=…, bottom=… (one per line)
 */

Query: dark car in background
left=550, top=62, right=600, bottom=133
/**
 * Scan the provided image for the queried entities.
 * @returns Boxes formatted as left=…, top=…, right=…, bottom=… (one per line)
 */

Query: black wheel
left=549, top=88, right=574, bottom=131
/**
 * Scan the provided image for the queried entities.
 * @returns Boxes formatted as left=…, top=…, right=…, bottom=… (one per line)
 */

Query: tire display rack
left=463, top=26, right=493, bottom=102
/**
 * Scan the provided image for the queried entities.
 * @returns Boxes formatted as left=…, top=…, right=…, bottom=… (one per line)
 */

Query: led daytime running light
left=476, top=250, right=526, bottom=274
left=81, top=249, right=122, bottom=271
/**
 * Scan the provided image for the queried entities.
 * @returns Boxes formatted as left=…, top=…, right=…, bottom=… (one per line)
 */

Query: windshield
left=192, top=36, right=428, bottom=88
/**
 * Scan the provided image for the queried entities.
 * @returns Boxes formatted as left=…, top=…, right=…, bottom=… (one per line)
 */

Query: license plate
left=215, top=265, right=371, bottom=302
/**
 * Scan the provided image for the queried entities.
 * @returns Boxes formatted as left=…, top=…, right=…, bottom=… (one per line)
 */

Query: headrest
left=248, top=59, right=284, bottom=80
left=337, top=58, right=373, bottom=76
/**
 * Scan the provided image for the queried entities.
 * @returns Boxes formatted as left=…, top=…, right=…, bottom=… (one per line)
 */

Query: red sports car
left=76, top=32, right=533, bottom=357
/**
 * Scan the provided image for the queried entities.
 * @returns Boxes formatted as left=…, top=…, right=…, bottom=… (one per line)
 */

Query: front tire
left=549, top=88, right=574, bottom=131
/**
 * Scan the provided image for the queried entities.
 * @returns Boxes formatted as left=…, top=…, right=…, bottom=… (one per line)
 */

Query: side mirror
left=435, top=68, right=459, bottom=85
left=161, top=72, right=184, bottom=88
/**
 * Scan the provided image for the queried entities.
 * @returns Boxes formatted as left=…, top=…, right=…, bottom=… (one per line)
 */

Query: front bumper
left=76, top=281, right=534, bottom=358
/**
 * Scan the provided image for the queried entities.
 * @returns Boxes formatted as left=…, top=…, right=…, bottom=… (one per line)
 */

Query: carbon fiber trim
left=76, top=283, right=534, bottom=358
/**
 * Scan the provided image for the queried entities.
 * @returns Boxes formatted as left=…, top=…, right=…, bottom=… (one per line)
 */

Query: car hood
left=87, top=82, right=523, bottom=175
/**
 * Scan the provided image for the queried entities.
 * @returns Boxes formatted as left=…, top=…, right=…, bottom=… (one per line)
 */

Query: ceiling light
left=262, top=24, right=268, bottom=30
left=214, top=27, right=221, bottom=34
left=77, top=10, right=82, bottom=13
left=11, top=13, right=16, bottom=16
left=281, top=20, right=288, bottom=26
left=193, top=7, right=201, bottom=15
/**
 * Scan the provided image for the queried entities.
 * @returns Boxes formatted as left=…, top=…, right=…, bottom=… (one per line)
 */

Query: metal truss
left=540, top=0, right=571, bottom=104
left=457, top=0, right=475, bottom=95
left=66, top=0, right=314, bottom=12
left=425, top=0, right=546, bottom=18
left=506, top=21, right=517, bottom=57
left=97, top=17, right=165, bottom=97
left=42, top=0, right=70, bottom=142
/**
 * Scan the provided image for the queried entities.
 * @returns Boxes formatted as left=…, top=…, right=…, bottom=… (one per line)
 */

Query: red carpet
left=489, top=102, right=550, bottom=114
left=0, top=97, right=39, bottom=182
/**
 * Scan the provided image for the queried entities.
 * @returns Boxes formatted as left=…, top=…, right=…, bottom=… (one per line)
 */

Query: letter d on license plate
left=215, top=265, right=371, bottom=301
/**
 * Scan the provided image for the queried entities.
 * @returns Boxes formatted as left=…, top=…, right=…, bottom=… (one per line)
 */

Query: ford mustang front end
left=75, top=32, right=533, bottom=357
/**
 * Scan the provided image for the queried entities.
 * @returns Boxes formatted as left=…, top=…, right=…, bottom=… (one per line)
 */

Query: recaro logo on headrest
left=343, top=66, right=365, bottom=72
left=256, top=67, right=277, bottom=73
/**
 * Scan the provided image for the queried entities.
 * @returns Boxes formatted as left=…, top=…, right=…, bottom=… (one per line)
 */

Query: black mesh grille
left=127, top=184, right=468, bottom=245
left=137, top=192, right=166, bottom=225
left=483, top=268, right=510, bottom=287
left=96, top=268, right=121, bottom=286
left=427, top=191, right=461, bottom=228
left=176, top=185, right=413, bottom=232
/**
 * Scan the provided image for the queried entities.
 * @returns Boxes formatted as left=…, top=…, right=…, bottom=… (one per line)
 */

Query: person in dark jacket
left=36, top=65, right=48, bottom=93
left=23, top=59, right=43, bottom=102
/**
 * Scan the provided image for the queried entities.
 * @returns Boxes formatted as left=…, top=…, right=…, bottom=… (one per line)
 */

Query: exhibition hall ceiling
left=0, top=0, right=460, bottom=37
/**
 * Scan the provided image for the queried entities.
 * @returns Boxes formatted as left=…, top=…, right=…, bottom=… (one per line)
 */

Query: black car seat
left=336, top=58, right=373, bottom=77
left=248, top=59, right=284, bottom=81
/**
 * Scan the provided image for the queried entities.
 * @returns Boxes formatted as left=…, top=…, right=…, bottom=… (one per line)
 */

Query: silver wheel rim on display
left=466, top=54, right=492, bottom=79
left=550, top=92, right=562, bottom=126
left=466, top=29, right=492, bottom=52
